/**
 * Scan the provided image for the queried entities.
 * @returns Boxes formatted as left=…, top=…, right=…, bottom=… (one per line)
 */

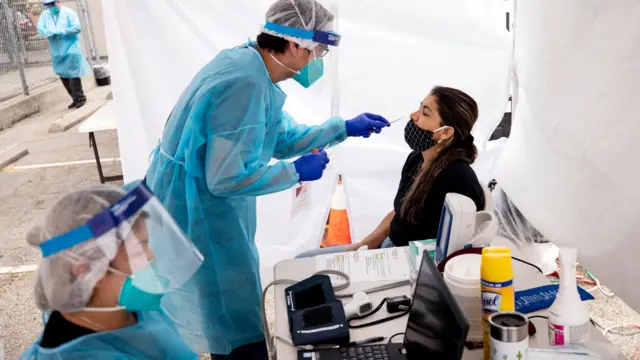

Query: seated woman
left=21, top=184, right=203, bottom=359
left=297, top=86, right=484, bottom=256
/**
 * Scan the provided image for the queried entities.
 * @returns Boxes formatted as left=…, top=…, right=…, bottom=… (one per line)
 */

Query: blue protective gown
left=20, top=311, right=198, bottom=359
left=36, top=6, right=91, bottom=79
left=145, top=42, right=347, bottom=354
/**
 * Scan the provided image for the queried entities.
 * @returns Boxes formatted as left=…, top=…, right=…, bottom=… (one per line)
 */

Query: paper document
left=291, top=183, right=310, bottom=218
left=316, top=247, right=411, bottom=282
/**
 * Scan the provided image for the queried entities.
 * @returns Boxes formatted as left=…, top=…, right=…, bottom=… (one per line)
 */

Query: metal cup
left=489, top=312, right=529, bottom=360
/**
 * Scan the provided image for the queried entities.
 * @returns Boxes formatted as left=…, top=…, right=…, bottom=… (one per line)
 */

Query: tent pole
left=330, top=3, right=340, bottom=118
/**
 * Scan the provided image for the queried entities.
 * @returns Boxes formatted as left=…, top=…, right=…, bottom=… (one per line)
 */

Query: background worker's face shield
left=38, top=184, right=204, bottom=310
left=263, top=21, right=341, bottom=50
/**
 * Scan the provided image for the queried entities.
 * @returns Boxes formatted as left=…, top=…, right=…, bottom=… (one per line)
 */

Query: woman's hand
left=345, top=211, right=395, bottom=252
left=345, top=235, right=383, bottom=252
left=345, top=242, right=363, bottom=252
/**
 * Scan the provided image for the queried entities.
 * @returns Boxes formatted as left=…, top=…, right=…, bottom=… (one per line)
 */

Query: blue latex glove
left=293, top=151, right=330, bottom=182
left=345, top=113, right=390, bottom=138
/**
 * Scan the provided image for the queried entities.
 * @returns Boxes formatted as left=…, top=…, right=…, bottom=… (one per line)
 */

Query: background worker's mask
left=293, top=51, right=324, bottom=88
left=49, top=6, right=60, bottom=16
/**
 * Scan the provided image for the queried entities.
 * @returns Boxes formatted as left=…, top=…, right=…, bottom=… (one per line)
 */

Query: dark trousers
left=211, top=340, right=269, bottom=360
left=60, top=77, right=86, bottom=104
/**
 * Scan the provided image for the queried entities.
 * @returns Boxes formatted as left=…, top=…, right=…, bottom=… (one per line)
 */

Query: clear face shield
left=38, top=184, right=204, bottom=312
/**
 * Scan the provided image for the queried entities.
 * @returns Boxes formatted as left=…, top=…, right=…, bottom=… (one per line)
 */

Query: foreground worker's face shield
left=39, top=184, right=204, bottom=297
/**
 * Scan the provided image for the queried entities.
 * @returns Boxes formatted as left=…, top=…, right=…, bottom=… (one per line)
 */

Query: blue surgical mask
left=50, top=6, right=60, bottom=16
left=292, top=56, right=324, bottom=88
left=117, top=264, right=168, bottom=311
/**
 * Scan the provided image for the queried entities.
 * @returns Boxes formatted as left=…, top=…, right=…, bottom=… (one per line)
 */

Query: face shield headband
left=263, top=21, right=341, bottom=47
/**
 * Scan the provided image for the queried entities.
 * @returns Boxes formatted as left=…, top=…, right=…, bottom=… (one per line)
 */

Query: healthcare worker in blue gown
left=20, top=184, right=205, bottom=359
left=37, top=0, right=91, bottom=109
left=144, top=0, right=389, bottom=359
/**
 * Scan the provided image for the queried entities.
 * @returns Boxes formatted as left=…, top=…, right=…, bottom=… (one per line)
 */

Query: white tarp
left=102, top=0, right=511, bottom=283
left=494, top=0, right=640, bottom=311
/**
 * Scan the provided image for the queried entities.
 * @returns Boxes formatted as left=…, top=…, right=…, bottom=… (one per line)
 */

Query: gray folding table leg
left=89, top=132, right=123, bottom=183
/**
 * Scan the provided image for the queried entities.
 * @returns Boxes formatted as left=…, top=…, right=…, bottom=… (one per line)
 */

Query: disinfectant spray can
left=481, top=247, right=515, bottom=360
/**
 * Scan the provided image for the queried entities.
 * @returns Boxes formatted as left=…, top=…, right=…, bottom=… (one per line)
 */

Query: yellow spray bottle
left=481, top=247, right=515, bottom=360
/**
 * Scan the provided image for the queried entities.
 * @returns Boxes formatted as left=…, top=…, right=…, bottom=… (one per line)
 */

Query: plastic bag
left=493, top=184, right=549, bottom=246
left=92, top=64, right=111, bottom=79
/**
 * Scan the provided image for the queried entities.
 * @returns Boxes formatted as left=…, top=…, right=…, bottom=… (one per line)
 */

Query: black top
left=389, top=151, right=485, bottom=247
left=39, top=311, right=95, bottom=348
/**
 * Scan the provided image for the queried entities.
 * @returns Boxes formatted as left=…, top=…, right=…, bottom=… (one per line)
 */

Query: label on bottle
left=490, top=337, right=528, bottom=360
left=549, top=321, right=590, bottom=345
left=482, top=291, right=503, bottom=313
left=481, top=279, right=513, bottom=314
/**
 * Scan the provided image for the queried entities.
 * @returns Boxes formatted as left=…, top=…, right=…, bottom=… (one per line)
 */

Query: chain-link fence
left=0, top=0, right=98, bottom=102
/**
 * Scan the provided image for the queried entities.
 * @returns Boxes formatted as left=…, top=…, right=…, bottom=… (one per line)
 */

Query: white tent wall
left=494, top=0, right=640, bottom=312
left=102, top=0, right=512, bottom=284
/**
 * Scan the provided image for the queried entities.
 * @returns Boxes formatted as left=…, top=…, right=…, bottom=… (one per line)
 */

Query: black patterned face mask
left=404, top=120, right=448, bottom=152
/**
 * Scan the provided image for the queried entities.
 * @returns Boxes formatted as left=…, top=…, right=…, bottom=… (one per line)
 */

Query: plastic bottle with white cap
left=548, top=247, right=590, bottom=345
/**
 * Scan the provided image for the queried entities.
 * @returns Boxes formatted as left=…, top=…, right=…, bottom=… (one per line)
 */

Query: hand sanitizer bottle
left=548, top=247, right=590, bottom=345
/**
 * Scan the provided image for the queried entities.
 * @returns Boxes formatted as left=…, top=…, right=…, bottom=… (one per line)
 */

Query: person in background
left=144, top=0, right=389, bottom=358
left=21, top=184, right=203, bottom=359
left=37, top=0, right=91, bottom=109
left=297, top=86, right=484, bottom=257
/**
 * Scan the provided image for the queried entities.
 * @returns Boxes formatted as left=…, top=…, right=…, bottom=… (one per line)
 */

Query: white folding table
left=273, top=248, right=626, bottom=360
left=78, top=102, right=123, bottom=183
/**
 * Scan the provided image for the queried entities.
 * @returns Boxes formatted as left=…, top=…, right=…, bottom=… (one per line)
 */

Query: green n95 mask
left=293, top=56, right=324, bottom=88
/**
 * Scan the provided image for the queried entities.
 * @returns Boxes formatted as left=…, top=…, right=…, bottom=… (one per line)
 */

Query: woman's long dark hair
left=401, top=86, right=479, bottom=223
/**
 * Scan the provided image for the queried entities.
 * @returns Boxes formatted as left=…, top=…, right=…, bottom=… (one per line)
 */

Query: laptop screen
left=403, top=251, right=469, bottom=360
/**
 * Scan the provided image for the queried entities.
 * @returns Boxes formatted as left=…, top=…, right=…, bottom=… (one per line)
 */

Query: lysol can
left=481, top=247, right=515, bottom=360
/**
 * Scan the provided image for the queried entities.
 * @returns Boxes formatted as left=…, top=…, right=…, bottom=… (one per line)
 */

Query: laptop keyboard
left=339, top=345, right=389, bottom=360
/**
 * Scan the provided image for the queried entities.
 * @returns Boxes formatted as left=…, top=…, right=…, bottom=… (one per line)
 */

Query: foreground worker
left=21, top=184, right=204, bottom=359
left=37, top=0, right=91, bottom=109
left=144, top=0, right=389, bottom=358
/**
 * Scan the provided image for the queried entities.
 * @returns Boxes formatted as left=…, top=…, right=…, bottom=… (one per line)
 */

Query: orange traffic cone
left=321, top=175, right=352, bottom=248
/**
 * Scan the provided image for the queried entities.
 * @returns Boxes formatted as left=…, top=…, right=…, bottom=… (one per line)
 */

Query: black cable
left=528, top=315, right=548, bottom=321
left=348, top=298, right=410, bottom=329
left=512, top=256, right=544, bottom=274
left=388, top=333, right=405, bottom=344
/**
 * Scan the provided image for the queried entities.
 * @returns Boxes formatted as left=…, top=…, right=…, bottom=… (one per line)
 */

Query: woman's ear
left=440, top=126, right=455, bottom=141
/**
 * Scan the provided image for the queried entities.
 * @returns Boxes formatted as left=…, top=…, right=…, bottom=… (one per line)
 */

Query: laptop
left=298, top=250, right=469, bottom=360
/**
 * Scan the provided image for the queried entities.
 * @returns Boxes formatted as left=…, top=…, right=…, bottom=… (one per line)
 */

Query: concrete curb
left=0, top=95, right=40, bottom=131
left=0, top=144, right=29, bottom=170
left=0, top=75, right=97, bottom=132
left=48, top=100, right=106, bottom=133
